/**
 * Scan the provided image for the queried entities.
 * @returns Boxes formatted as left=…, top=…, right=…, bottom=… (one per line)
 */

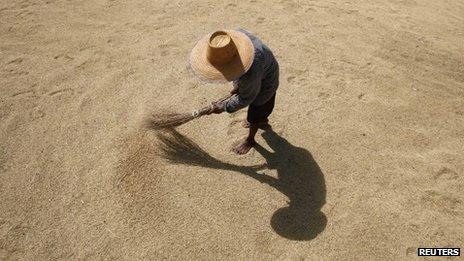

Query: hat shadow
left=155, top=128, right=326, bottom=241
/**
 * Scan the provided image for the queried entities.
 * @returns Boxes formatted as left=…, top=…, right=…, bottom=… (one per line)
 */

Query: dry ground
left=1, top=0, right=463, bottom=260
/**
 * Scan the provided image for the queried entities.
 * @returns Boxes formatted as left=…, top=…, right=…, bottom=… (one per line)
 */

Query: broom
left=145, top=94, right=233, bottom=130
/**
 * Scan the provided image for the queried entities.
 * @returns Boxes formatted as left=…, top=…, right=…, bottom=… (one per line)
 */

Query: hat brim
left=189, top=30, right=255, bottom=82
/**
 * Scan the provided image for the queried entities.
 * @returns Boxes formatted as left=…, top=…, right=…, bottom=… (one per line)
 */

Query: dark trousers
left=247, top=94, right=276, bottom=124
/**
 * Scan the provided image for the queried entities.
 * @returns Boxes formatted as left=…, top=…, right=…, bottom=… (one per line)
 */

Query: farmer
left=189, top=28, right=279, bottom=155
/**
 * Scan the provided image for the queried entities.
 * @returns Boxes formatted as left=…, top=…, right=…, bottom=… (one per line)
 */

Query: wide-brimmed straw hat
left=189, top=30, right=255, bottom=82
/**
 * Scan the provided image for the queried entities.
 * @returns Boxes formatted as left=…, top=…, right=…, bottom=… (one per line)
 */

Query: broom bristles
left=144, top=112, right=196, bottom=130
left=144, top=94, right=231, bottom=130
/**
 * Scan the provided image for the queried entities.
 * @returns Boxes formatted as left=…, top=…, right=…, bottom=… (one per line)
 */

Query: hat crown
left=189, top=29, right=254, bottom=82
left=207, top=31, right=238, bottom=65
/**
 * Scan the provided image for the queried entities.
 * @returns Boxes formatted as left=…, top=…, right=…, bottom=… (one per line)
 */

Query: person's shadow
left=154, top=127, right=326, bottom=240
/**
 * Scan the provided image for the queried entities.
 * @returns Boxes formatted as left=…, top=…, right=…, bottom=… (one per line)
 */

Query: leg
left=243, top=94, right=276, bottom=129
left=242, top=118, right=269, bottom=128
left=232, top=94, right=276, bottom=155
left=233, top=123, right=259, bottom=155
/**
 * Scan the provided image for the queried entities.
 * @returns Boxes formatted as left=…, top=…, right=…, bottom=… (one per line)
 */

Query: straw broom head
left=143, top=104, right=214, bottom=130
left=143, top=94, right=231, bottom=131
left=143, top=112, right=196, bottom=130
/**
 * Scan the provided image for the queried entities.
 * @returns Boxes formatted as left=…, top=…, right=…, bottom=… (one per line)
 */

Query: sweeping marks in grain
left=116, top=130, right=164, bottom=191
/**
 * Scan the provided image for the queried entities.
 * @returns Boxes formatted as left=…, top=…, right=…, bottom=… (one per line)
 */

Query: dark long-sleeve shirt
left=223, top=29, right=279, bottom=113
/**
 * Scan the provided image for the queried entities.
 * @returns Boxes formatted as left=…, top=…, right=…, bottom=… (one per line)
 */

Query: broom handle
left=215, top=93, right=234, bottom=103
left=193, top=93, right=234, bottom=117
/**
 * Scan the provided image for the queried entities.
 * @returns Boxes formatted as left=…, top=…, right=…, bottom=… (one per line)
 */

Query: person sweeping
left=189, top=28, right=279, bottom=155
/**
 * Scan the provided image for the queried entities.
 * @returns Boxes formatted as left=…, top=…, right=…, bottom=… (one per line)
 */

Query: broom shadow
left=155, top=128, right=326, bottom=241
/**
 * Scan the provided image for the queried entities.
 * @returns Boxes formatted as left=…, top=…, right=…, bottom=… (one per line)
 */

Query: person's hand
left=209, top=101, right=225, bottom=114
left=230, top=86, right=239, bottom=95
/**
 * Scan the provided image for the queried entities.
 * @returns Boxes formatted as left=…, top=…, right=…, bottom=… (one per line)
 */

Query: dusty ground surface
left=1, top=0, right=463, bottom=260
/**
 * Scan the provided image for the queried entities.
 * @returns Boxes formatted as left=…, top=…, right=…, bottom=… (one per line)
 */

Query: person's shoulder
left=236, top=28, right=254, bottom=37
left=236, top=28, right=263, bottom=46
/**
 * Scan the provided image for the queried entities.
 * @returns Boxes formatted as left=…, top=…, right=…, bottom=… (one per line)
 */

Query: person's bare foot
left=232, top=138, right=255, bottom=155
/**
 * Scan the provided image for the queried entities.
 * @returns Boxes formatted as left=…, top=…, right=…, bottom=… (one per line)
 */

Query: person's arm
left=209, top=61, right=263, bottom=114
left=226, top=62, right=263, bottom=112
left=209, top=80, right=260, bottom=114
